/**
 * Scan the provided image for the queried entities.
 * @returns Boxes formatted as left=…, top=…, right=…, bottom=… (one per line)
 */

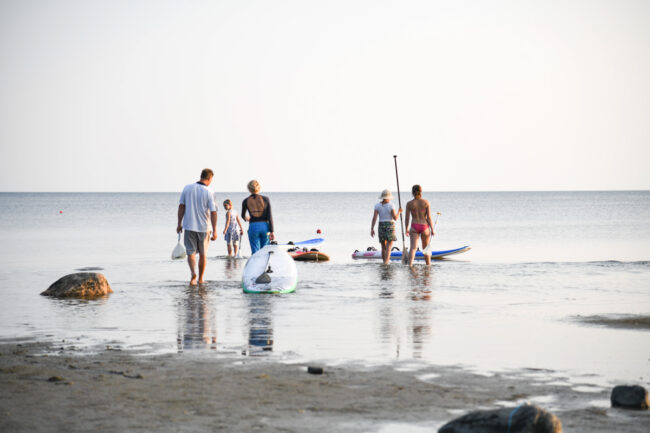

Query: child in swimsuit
left=223, top=199, right=244, bottom=257
left=405, top=184, right=434, bottom=266
left=370, top=189, right=402, bottom=265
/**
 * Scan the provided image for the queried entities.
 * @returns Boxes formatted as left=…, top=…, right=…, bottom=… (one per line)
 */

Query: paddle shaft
left=393, top=155, right=407, bottom=261
left=264, top=250, right=274, bottom=272
left=237, top=231, right=244, bottom=258
left=424, top=212, right=440, bottom=253
left=431, top=212, right=440, bottom=240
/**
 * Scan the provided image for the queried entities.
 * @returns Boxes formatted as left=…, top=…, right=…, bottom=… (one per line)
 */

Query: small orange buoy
left=59, top=211, right=63, bottom=214
left=316, top=229, right=322, bottom=234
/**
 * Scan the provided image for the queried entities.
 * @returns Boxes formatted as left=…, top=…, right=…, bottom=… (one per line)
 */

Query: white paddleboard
left=242, top=245, right=298, bottom=294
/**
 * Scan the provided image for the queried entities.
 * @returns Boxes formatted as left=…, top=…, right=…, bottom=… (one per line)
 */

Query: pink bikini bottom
left=410, top=223, right=428, bottom=234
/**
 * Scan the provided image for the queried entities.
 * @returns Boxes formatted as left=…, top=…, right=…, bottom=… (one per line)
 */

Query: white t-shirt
left=179, top=182, right=217, bottom=233
left=374, top=201, right=395, bottom=222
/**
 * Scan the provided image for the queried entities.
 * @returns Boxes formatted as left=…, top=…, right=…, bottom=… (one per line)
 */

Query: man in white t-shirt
left=176, top=169, right=218, bottom=285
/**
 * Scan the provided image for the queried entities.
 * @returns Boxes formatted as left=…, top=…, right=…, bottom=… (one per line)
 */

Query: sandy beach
left=1, top=340, right=647, bottom=433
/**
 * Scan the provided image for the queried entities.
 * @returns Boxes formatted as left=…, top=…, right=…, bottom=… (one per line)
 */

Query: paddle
left=255, top=250, right=274, bottom=284
left=423, top=212, right=441, bottom=255
left=237, top=231, right=244, bottom=258
left=393, top=155, right=408, bottom=263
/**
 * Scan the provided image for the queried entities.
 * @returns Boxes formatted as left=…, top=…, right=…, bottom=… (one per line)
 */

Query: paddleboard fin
left=254, top=250, right=274, bottom=284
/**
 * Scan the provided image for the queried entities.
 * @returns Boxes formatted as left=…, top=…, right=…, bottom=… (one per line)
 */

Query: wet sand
left=0, top=341, right=647, bottom=432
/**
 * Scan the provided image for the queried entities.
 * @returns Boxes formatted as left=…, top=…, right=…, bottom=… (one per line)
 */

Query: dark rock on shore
left=307, top=366, right=324, bottom=375
left=41, top=273, right=113, bottom=299
left=611, top=385, right=649, bottom=410
left=438, top=403, right=562, bottom=433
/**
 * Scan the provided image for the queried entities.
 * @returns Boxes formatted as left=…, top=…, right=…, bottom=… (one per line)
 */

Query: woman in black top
left=241, top=180, right=275, bottom=254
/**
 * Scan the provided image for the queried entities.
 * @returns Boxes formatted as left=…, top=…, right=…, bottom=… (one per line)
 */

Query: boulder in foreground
left=41, top=273, right=113, bottom=299
left=611, top=385, right=649, bottom=410
left=438, top=403, right=562, bottom=433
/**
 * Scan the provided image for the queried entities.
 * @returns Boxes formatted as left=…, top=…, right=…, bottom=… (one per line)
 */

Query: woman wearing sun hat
left=370, top=189, right=402, bottom=264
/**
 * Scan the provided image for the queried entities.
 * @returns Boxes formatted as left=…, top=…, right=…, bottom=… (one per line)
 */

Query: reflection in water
left=177, top=285, right=217, bottom=352
left=379, top=264, right=395, bottom=299
left=244, top=295, right=274, bottom=356
left=378, top=265, right=436, bottom=359
left=408, top=267, right=434, bottom=358
left=409, top=266, right=433, bottom=301
left=378, top=264, right=397, bottom=357
left=223, top=257, right=242, bottom=280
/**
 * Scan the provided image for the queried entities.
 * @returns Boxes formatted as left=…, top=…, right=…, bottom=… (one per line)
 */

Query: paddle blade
left=423, top=236, right=433, bottom=255
left=401, top=247, right=409, bottom=264
left=172, top=241, right=186, bottom=260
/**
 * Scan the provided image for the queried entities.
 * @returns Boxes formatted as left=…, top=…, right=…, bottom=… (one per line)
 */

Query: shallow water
left=0, top=191, right=649, bottom=385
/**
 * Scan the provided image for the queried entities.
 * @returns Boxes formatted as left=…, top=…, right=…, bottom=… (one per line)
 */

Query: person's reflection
left=379, top=264, right=394, bottom=299
left=409, top=266, right=433, bottom=301
left=177, top=285, right=217, bottom=352
left=377, top=264, right=397, bottom=357
left=224, top=256, right=241, bottom=280
left=244, top=295, right=274, bottom=356
left=407, top=266, right=434, bottom=358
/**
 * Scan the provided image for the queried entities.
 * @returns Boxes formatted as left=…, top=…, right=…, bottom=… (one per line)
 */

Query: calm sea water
left=0, top=191, right=648, bottom=385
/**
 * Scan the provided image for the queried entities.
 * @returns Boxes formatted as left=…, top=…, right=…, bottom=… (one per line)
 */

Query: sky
left=0, top=0, right=649, bottom=192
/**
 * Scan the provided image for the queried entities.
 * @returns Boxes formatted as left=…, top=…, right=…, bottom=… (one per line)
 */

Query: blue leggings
left=248, top=222, right=270, bottom=254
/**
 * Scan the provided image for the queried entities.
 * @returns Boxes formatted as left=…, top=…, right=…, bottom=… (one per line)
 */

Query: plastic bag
left=172, top=232, right=186, bottom=260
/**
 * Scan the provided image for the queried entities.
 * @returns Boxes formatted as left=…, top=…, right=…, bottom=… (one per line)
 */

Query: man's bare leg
left=187, top=254, right=198, bottom=285
left=198, top=253, right=207, bottom=284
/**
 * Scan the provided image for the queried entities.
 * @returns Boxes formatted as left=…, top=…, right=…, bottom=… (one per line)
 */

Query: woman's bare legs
left=408, top=229, right=418, bottom=266
left=420, top=230, right=431, bottom=265
left=384, top=240, right=394, bottom=264
left=408, top=229, right=431, bottom=266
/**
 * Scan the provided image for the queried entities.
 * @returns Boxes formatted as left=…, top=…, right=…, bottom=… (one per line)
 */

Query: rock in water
left=438, top=403, right=562, bottom=433
left=611, top=385, right=649, bottom=410
left=41, top=273, right=113, bottom=299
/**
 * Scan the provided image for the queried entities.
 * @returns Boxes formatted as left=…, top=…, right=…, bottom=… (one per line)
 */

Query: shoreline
left=1, top=340, right=647, bottom=432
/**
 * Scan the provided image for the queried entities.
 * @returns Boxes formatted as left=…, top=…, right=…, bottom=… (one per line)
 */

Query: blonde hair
left=247, top=180, right=260, bottom=194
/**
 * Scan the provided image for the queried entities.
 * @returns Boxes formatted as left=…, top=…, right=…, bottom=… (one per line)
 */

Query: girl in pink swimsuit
left=405, top=184, right=434, bottom=266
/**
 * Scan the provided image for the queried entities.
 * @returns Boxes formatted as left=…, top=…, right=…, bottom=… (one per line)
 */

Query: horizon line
left=1, top=189, right=649, bottom=194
